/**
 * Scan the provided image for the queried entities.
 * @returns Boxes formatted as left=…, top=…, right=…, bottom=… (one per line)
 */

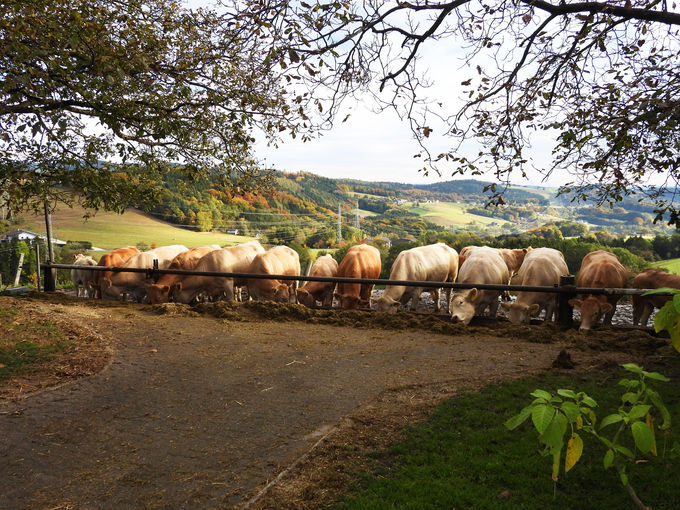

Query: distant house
left=392, top=237, right=417, bottom=246
left=0, top=229, right=67, bottom=246
left=225, top=228, right=240, bottom=235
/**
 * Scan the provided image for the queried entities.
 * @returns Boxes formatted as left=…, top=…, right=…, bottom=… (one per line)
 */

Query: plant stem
left=623, top=481, right=650, bottom=510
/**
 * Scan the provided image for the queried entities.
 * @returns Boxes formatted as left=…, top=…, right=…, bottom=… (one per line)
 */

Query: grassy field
left=14, top=205, right=254, bottom=252
left=406, top=201, right=498, bottom=227
left=336, top=362, right=680, bottom=510
left=652, top=258, right=680, bottom=275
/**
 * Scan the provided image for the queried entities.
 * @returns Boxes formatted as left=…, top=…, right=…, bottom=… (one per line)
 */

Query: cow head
left=449, top=288, right=478, bottom=325
left=296, top=288, right=315, bottom=308
left=569, top=297, right=613, bottom=331
left=501, top=302, right=540, bottom=324
left=146, top=283, right=171, bottom=304
left=373, top=294, right=400, bottom=313
left=335, top=292, right=359, bottom=310
left=272, top=283, right=290, bottom=302
left=170, top=281, right=183, bottom=301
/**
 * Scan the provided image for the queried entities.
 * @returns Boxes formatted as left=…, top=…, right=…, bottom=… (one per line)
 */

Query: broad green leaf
left=642, top=370, right=670, bottom=382
left=654, top=302, right=675, bottom=333
left=628, top=405, right=651, bottom=421
left=600, top=413, right=623, bottom=429
left=580, top=395, right=597, bottom=408
left=603, top=449, right=614, bottom=470
left=620, top=471, right=629, bottom=486
left=532, top=404, right=556, bottom=435
left=530, top=389, right=553, bottom=401
left=673, top=293, right=680, bottom=313
left=505, top=405, right=533, bottom=430
left=643, top=287, right=679, bottom=296
left=670, top=326, right=680, bottom=353
left=540, top=412, right=568, bottom=450
left=621, top=363, right=643, bottom=375
left=560, top=401, right=580, bottom=422
left=621, top=392, right=638, bottom=404
left=565, top=433, right=583, bottom=473
left=631, top=421, right=654, bottom=453
left=557, top=389, right=577, bottom=399
left=614, top=444, right=634, bottom=458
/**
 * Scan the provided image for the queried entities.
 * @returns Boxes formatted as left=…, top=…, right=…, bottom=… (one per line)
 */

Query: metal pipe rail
left=40, top=262, right=668, bottom=296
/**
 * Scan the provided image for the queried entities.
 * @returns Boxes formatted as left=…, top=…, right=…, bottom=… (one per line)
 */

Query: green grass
left=652, top=258, right=680, bottom=275
left=0, top=306, right=73, bottom=381
left=406, top=201, right=498, bottom=227
left=16, top=204, right=254, bottom=252
left=334, top=362, right=680, bottom=510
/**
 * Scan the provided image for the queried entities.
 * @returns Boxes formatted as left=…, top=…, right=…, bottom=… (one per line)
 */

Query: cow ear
left=161, top=285, right=169, bottom=293
left=468, top=288, right=479, bottom=302
left=568, top=299, right=582, bottom=308
left=171, top=282, right=182, bottom=293
left=601, top=303, right=613, bottom=313
left=528, top=303, right=540, bottom=315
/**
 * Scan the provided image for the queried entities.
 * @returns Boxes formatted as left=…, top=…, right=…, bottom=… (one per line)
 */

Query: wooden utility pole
left=337, top=204, right=342, bottom=244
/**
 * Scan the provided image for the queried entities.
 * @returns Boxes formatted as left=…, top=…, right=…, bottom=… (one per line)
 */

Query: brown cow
left=90, top=245, right=139, bottom=298
left=632, top=269, right=680, bottom=326
left=247, top=246, right=301, bottom=303
left=145, top=245, right=221, bottom=304
left=297, top=254, right=339, bottom=308
left=334, top=244, right=381, bottom=310
left=569, top=250, right=628, bottom=331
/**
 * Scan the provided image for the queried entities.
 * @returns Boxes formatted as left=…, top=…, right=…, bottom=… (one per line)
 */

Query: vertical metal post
left=337, top=204, right=342, bottom=244
left=557, top=275, right=576, bottom=327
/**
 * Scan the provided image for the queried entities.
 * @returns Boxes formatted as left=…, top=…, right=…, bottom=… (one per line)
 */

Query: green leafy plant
left=505, top=364, right=671, bottom=510
left=647, top=287, right=680, bottom=352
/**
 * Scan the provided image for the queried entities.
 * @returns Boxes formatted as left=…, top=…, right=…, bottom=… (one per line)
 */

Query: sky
left=188, top=0, right=572, bottom=189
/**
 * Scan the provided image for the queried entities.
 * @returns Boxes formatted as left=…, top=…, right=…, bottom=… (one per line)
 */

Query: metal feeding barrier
left=41, top=262, right=668, bottom=327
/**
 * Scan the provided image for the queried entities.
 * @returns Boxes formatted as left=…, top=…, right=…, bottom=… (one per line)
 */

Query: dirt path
left=0, top=297, right=657, bottom=509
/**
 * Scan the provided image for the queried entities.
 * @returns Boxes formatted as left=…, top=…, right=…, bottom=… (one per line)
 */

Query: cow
left=500, top=247, right=568, bottom=324
left=170, top=241, right=265, bottom=304
left=297, top=254, right=339, bottom=308
left=100, top=245, right=188, bottom=302
left=448, top=246, right=509, bottom=325
left=568, top=250, right=628, bottom=331
left=71, top=254, right=97, bottom=298
left=373, top=243, right=458, bottom=313
left=90, top=245, right=139, bottom=298
left=499, top=247, right=532, bottom=280
left=247, top=246, right=301, bottom=303
left=632, top=269, right=680, bottom=326
left=145, top=245, right=221, bottom=304
left=334, top=244, right=381, bottom=310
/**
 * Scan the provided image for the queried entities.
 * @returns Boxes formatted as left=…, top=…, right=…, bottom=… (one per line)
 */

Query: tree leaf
left=565, top=433, right=583, bottom=473
left=603, top=449, right=614, bottom=470
left=628, top=405, right=651, bottom=421
left=557, top=389, right=577, bottom=399
left=600, top=413, right=623, bottom=429
left=505, top=405, right=533, bottom=430
left=631, top=421, right=654, bottom=454
left=532, top=404, right=555, bottom=434
left=531, top=389, right=553, bottom=401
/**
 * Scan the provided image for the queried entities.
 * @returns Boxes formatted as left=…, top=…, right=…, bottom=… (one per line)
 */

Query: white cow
left=373, top=243, right=459, bottom=313
left=71, top=254, right=97, bottom=298
left=448, top=246, right=509, bottom=325
left=500, top=247, right=568, bottom=323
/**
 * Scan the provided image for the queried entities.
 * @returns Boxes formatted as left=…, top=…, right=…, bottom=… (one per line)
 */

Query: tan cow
left=335, top=244, right=381, bottom=310
left=247, top=246, right=301, bottom=302
left=501, top=247, right=568, bottom=323
left=145, top=245, right=221, bottom=304
left=297, top=254, right=339, bottom=308
left=71, top=253, right=97, bottom=298
left=499, top=247, right=532, bottom=279
left=101, top=245, right=188, bottom=302
left=170, top=241, right=265, bottom=304
left=90, top=245, right=139, bottom=298
left=374, top=243, right=458, bottom=313
left=569, top=250, right=628, bottom=331
left=448, top=246, right=509, bottom=325
left=632, top=269, right=680, bottom=326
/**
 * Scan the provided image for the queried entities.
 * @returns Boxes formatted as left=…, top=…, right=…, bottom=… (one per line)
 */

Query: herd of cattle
left=69, top=241, right=680, bottom=331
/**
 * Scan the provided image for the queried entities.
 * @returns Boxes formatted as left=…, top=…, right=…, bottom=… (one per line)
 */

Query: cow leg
left=487, top=297, right=500, bottom=319
left=602, top=306, right=616, bottom=326
left=639, top=304, right=654, bottom=327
